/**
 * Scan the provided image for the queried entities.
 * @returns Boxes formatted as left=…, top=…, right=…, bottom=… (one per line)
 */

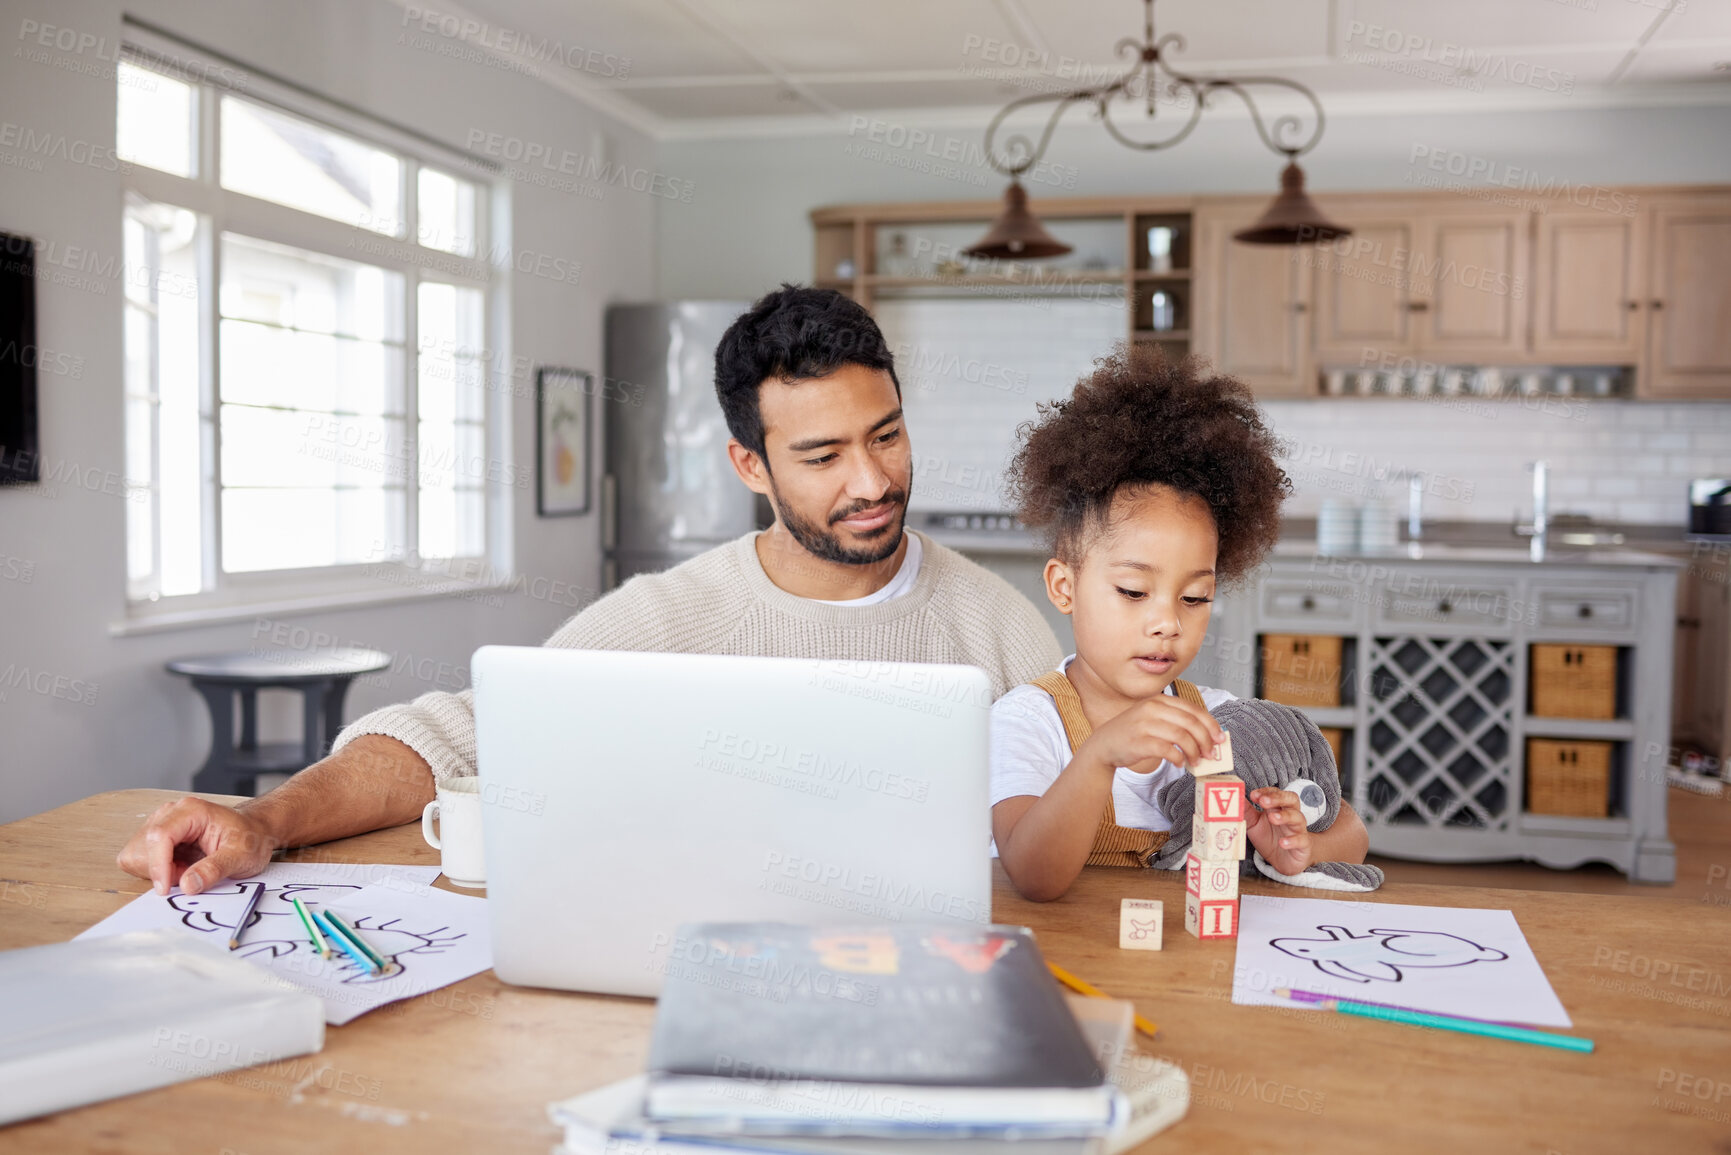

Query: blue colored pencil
left=313, top=909, right=381, bottom=975
left=321, top=909, right=391, bottom=972
left=1275, top=988, right=1594, bottom=1053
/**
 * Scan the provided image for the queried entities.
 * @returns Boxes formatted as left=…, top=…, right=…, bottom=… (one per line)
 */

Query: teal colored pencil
left=313, top=910, right=380, bottom=975
left=1276, top=988, right=1594, bottom=1053
left=289, top=896, right=332, bottom=959
left=321, top=909, right=391, bottom=972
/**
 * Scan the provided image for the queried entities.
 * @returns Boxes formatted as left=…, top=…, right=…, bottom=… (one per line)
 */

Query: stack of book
left=549, top=923, right=1188, bottom=1155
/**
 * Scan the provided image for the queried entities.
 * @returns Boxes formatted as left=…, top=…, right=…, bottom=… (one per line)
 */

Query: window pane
left=221, top=406, right=405, bottom=489
left=418, top=486, right=483, bottom=561
left=117, top=62, right=195, bottom=178
left=417, top=168, right=479, bottom=256
left=222, top=234, right=403, bottom=343
left=220, top=96, right=403, bottom=235
left=416, top=281, right=486, bottom=559
left=222, top=488, right=399, bottom=573
left=122, top=196, right=203, bottom=600
left=220, top=321, right=400, bottom=416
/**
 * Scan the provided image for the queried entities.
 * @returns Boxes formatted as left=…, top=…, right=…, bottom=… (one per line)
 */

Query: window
left=119, top=38, right=500, bottom=611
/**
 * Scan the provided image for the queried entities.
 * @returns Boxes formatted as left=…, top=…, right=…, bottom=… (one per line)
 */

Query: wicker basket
left=1529, top=644, right=1617, bottom=720
left=1526, top=738, right=1612, bottom=817
left=1261, top=634, right=1344, bottom=707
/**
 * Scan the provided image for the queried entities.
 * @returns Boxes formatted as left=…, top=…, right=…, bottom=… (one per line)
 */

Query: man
left=119, top=285, right=1061, bottom=895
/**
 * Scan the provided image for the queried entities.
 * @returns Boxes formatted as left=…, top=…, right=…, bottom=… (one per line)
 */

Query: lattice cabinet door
left=1361, top=636, right=1516, bottom=830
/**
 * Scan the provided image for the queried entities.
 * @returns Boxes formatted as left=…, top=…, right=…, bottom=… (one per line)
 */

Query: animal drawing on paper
left=1126, top=919, right=1160, bottom=942
left=167, top=882, right=469, bottom=983
left=1270, top=925, right=1509, bottom=984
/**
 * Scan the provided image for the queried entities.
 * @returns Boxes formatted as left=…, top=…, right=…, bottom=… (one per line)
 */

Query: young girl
left=991, top=346, right=1369, bottom=901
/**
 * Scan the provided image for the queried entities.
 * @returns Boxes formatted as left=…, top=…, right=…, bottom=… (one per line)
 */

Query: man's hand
left=1246, top=786, right=1314, bottom=876
left=1076, top=694, right=1225, bottom=777
left=116, top=796, right=278, bottom=895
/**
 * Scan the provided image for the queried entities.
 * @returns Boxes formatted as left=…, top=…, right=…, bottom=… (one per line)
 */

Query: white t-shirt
left=990, top=656, right=1237, bottom=836
left=812, top=531, right=923, bottom=607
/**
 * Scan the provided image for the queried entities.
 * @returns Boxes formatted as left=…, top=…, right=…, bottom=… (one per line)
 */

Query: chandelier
left=964, top=0, right=1352, bottom=258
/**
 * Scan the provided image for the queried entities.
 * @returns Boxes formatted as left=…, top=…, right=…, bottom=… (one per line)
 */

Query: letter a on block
left=1198, top=774, right=1245, bottom=823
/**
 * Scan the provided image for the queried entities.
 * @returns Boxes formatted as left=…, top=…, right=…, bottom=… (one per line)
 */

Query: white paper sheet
left=77, top=863, right=492, bottom=1024
left=1231, top=894, right=1572, bottom=1028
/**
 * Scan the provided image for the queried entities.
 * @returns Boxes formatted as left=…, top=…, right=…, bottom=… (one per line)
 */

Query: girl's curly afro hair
left=1009, top=343, right=1290, bottom=585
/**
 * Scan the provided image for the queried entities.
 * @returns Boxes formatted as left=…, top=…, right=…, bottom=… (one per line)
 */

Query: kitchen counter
left=929, top=515, right=1689, bottom=567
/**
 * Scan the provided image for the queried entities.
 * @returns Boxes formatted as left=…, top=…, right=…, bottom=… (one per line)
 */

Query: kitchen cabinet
left=1192, top=205, right=1311, bottom=397
left=1673, top=546, right=1731, bottom=766
left=1418, top=212, right=1530, bottom=360
left=1640, top=194, right=1731, bottom=399
left=1208, top=545, right=1680, bottom=882
left=1310, top=208, right=1529, bottom=363
left=1532, top=211, right=1646, bottom=362
left=813, top=182, right=1731, bottom=399
left=1309, top=216, right=1420, bottom=362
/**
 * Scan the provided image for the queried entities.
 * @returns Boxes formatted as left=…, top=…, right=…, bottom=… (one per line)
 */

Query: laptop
left=471, top=646, right=994, bottom=996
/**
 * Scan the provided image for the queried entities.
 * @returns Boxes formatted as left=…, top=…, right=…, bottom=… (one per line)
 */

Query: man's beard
left=768, top=478, right=909, bottom=566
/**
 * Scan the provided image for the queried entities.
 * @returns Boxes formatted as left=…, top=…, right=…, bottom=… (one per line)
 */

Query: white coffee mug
left=421, top=776, right=485, bottom=888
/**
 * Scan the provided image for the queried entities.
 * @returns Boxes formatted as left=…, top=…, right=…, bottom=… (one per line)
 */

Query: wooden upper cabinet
left=1310, top=217, right=1419, bottom=361
left=1642, top=195, right=1731, bottom=398
left=1531, top=212, right=1646, bottom=362
left=1191, top=206, right=1311, bottom=397
left=1417, top=213, right=1530, bottom=359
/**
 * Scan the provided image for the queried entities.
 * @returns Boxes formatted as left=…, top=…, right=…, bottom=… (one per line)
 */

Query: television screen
left=0, top=230, right=40, bottom=485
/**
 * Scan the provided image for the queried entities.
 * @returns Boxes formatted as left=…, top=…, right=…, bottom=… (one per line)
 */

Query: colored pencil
left=313, top=910, right=381, bottom=975
left=1274, top=988, right=1594, bottom=1053
left=321, top=909, right=391, bottom=972
left=290, top=896, right=332, bottom=959
left=228, top=881, right=265, bottom=950
left=1047, top=961, right=1159, bottom=1039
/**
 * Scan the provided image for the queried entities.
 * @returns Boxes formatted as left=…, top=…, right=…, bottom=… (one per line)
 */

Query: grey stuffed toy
left=1150, top=697, right=1384, bottom=891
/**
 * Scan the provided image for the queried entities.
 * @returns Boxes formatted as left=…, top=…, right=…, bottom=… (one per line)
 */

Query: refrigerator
left=603, top=302, right=763, bottom=588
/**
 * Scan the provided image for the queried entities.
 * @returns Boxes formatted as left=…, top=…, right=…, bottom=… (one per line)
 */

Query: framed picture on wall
left=535, top=366, right=591, bottom=517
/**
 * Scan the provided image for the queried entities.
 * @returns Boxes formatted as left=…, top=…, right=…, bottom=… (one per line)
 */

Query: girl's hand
left=1246, top=787, right=1314, bottom=875
left=1076, top=696, right=1224, bottom=778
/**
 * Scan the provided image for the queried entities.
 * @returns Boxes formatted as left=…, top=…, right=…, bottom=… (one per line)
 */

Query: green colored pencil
left=289, top=896, right=332, bottom=959
left=321, top=909, right=391, bottom=972
left=1275, top=988, right=1594, bottom=1053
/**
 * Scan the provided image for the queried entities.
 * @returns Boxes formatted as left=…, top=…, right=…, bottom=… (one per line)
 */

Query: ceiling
left=406, top=0, right=1731, bottom=136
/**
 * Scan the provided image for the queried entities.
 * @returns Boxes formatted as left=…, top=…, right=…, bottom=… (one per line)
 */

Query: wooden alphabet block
left=1196, top=773, right=1246, bottom=824
left=1188, top=731, right=1233, bottom=778
left=1185, top=893, right=1239, bottom=939
left=1191, top=812, right=1247, bottom=860
left=1118, top=898, right=1164, bottom=951
left=1184, top=850, right=1240, bottom=903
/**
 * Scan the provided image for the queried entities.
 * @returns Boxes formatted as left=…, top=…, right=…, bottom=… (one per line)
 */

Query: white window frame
left=117, top=25, right=515, bottom=633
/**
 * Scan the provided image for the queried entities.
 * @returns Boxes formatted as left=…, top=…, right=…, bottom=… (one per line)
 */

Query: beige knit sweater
left=331, top=530, right=1062, bottom=783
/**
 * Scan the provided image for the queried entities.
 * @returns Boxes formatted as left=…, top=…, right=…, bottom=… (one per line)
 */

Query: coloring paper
left=1231, top=894, right=1571, bottom=1028
left=77, top=863, right=491, bottom=1024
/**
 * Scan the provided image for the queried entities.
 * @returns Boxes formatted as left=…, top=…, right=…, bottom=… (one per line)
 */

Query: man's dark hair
left=1009, top=342, right=1290, bottom=585
left=714, top=284, right=900, bottom=458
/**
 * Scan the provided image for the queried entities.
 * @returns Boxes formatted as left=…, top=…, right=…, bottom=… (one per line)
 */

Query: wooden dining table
left=1, top=789, right=1727, bottom=1153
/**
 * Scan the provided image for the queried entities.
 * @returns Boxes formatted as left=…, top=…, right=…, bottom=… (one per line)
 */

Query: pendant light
left=968, top=0, right=1349, bottom=257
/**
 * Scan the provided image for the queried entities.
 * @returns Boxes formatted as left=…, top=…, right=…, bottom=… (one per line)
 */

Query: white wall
left=0, top=0, right=654, bottom=823
left=655, top=101, right=1731, bottom=526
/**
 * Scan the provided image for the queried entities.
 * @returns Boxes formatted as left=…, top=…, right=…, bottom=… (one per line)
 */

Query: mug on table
left=421, top=775, right=485, bottom=888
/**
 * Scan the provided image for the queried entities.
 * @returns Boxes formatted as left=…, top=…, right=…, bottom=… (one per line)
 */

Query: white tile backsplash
left=877, top=297, right=1731, bottom=527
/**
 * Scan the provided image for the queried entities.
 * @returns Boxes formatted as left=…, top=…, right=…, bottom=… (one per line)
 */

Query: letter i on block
left=1184, top=850, right=1240, bottom=940
left=1119, top=898, right=1163, bottom=951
